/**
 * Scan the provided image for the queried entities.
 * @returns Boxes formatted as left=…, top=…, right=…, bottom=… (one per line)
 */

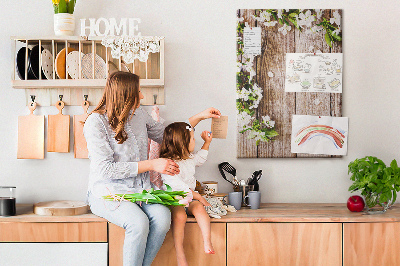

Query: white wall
left=1, top=0, right=399, bottom=204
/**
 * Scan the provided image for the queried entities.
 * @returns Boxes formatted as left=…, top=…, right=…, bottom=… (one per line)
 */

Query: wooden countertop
left=2, top=203, right=400, bottom=223
left=211, top=203, right=400, bottom=223
left=0, top=204, right=106, bottom=223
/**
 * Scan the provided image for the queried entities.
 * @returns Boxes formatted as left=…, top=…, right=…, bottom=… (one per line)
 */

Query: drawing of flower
left=332, top=26, right=341, bottom=36
left=298, top=10, right=315, bottom=28
left=315, top=9, right=324, bottom=19
left=237, top=111, right=252, bottom=130
left=277, top=9, right=283, bottom=19
left=330, top=11, right=341, bottom=26
left=278, top=24, right=292, bottom=35
left=264, top=21, right=278, bottom=27
left=260, top=11, right=272, bottom=21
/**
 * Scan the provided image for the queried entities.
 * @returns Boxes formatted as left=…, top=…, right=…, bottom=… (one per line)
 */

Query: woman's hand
left=189, top=107, right=221, bottom=127
left=152, top=158, right=180, bottom=175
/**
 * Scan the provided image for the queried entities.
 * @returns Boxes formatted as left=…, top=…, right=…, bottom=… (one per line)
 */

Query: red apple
left=347, top=196, right=365, bottom=212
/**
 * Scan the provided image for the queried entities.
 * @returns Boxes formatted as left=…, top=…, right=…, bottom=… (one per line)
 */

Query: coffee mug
left=244, top=191, right=261, bottom=209
left=226, top=191, right=242, bottom=210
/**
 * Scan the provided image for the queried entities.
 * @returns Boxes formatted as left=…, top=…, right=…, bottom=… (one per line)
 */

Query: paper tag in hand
left=211, top=116, right=228, bottom=139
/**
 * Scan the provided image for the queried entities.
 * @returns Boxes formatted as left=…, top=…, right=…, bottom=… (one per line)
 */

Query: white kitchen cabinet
left=0, top=243, right=107, bottom=266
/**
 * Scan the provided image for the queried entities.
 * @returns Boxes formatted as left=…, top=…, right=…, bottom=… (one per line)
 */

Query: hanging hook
left=59, top=95, right=63, bottom=101
left=84, top=95, right=88, bottom=102
left=30, top=95, right=36, bottom=102
left=153, top=94, right=157, bottom=105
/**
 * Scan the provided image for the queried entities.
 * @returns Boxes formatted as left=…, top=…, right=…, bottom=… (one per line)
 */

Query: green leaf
left=391, top=159, right=399, bottom=170
left=331, top=32, right=342, bottom=42
left=165, top=184, right=172, bottom=192
left=324, top=32, right=332, bottom=48
left=67, top=0, right=75, bottom=14
left=58, top=0, right=67, bottom=13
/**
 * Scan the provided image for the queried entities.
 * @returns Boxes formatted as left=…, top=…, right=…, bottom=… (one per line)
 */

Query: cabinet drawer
left=228, top=223, right=342, bottom=266
left=0, top=222, right=107, bottom=242
left=343, top=223, right=400, bottom=266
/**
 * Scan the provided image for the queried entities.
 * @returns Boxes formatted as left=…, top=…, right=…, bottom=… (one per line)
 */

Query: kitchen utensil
left=218, top=162, right=238, bottom=185
left=244, top=191, right=261, bottom=210
left=74, top=99, right=89, bottom=158
left=227, top=192, right=242, bottom=210
left=81, top=53, right=107, bottom=79
left=41, top=49, right=54, bottom=79
left=0, top=186, right=16, bottom=216
left=67, top=51, right=84, bottom=79
left=47, top=100, right=70, bottom=152
left=234, top=184, right=254, bottom=207
left=16, top=47, right=36, bottom=80
left=34, top=201, right=88, bottom=216
left=55, top=47, right=77, bottom=79
left=248, top=170, right=262, bottom=191
left=29, top=45, right=46, bottom=79
left=17, top=102, right=44, bottom=159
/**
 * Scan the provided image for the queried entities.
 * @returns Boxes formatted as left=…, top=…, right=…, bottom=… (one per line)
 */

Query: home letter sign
left=80, top=18, right=141, bottom=37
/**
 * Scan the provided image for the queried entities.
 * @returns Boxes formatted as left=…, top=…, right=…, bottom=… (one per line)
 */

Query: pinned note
left=211, top=116, right=228, bottom=139
left=243, top=27, right=261, bottom=55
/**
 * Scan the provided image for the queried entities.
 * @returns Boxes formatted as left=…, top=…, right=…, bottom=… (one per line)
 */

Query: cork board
left=236, top=9, right=342, bottom=158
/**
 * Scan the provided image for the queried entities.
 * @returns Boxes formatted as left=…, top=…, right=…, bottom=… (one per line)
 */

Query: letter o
left=95, top=18, right=110, bottom=36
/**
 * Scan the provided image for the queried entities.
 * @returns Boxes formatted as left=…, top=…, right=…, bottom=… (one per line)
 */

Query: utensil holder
left=234, top=185, right=254, bottom=207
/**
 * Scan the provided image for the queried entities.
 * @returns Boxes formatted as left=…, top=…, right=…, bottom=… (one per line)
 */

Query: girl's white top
left=161, top=149, right=208, bottom=192
left=83, top=107, right=165, bottom=198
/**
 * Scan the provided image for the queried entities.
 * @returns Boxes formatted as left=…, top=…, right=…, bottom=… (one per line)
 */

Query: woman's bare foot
left=204, top=242, right=215, bottom=254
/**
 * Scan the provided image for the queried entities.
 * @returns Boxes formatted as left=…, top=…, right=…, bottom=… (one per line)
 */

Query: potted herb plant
left=52, top=0, right=77, bottom=36
left=348, top=156, right=400, bottom=214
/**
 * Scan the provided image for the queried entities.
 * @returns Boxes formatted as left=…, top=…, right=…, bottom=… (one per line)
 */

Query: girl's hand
left=199, top=107, right=221, bottom=120
left=201, top=131, right=213, bottom=143
left=189, top=107, right=221, bottom=128
left=201, top=199, right=212, bottom=207
left=152, top=158, right=180, bottom=175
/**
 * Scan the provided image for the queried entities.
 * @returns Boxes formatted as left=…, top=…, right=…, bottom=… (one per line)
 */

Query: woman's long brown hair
left=160, top=122, right=192, bottom=160
left=91, top=71, right=140, bottom=144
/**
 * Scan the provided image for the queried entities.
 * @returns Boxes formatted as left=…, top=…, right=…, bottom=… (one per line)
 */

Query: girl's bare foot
left=177, top=254, right=188, bottom=266
left=204, top=242, right=215, bottom=254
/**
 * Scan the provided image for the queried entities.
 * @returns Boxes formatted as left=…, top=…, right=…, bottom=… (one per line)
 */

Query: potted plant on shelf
left=52, top=0, right=77, bottom=36
left=348, top=156, right=400, bottom=214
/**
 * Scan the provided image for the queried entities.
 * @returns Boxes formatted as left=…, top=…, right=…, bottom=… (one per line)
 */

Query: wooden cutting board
left=55, top=47, right=77, bottom=79
left=47, top=100, right=70, bottom=153
left=33, top=201, right=88, bottom=216
left=17, top=102, right=45, bottom=159
left=74, top=100, right=89, bottom=158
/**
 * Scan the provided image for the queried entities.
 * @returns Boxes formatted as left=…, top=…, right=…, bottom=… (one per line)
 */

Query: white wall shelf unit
left=11, top=36, right=165, bottom=106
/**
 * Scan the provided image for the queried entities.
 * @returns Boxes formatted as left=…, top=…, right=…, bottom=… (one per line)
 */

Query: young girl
left=160, top=122, right=215, bottom=266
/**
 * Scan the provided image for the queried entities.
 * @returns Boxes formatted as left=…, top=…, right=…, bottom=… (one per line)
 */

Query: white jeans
left=88, top=192, right=171, bottom=266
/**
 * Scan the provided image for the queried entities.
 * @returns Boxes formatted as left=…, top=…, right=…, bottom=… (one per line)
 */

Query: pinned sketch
left=291, top=115, right=348, bottom=155
left=285, top=53, right=343, bottom=93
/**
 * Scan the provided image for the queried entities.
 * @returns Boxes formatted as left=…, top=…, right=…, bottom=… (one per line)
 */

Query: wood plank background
left=237, top=9, right=342, bottom=158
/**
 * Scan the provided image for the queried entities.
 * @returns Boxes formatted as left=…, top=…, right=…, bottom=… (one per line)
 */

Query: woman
left=84, top=71, right=221, bottom=266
